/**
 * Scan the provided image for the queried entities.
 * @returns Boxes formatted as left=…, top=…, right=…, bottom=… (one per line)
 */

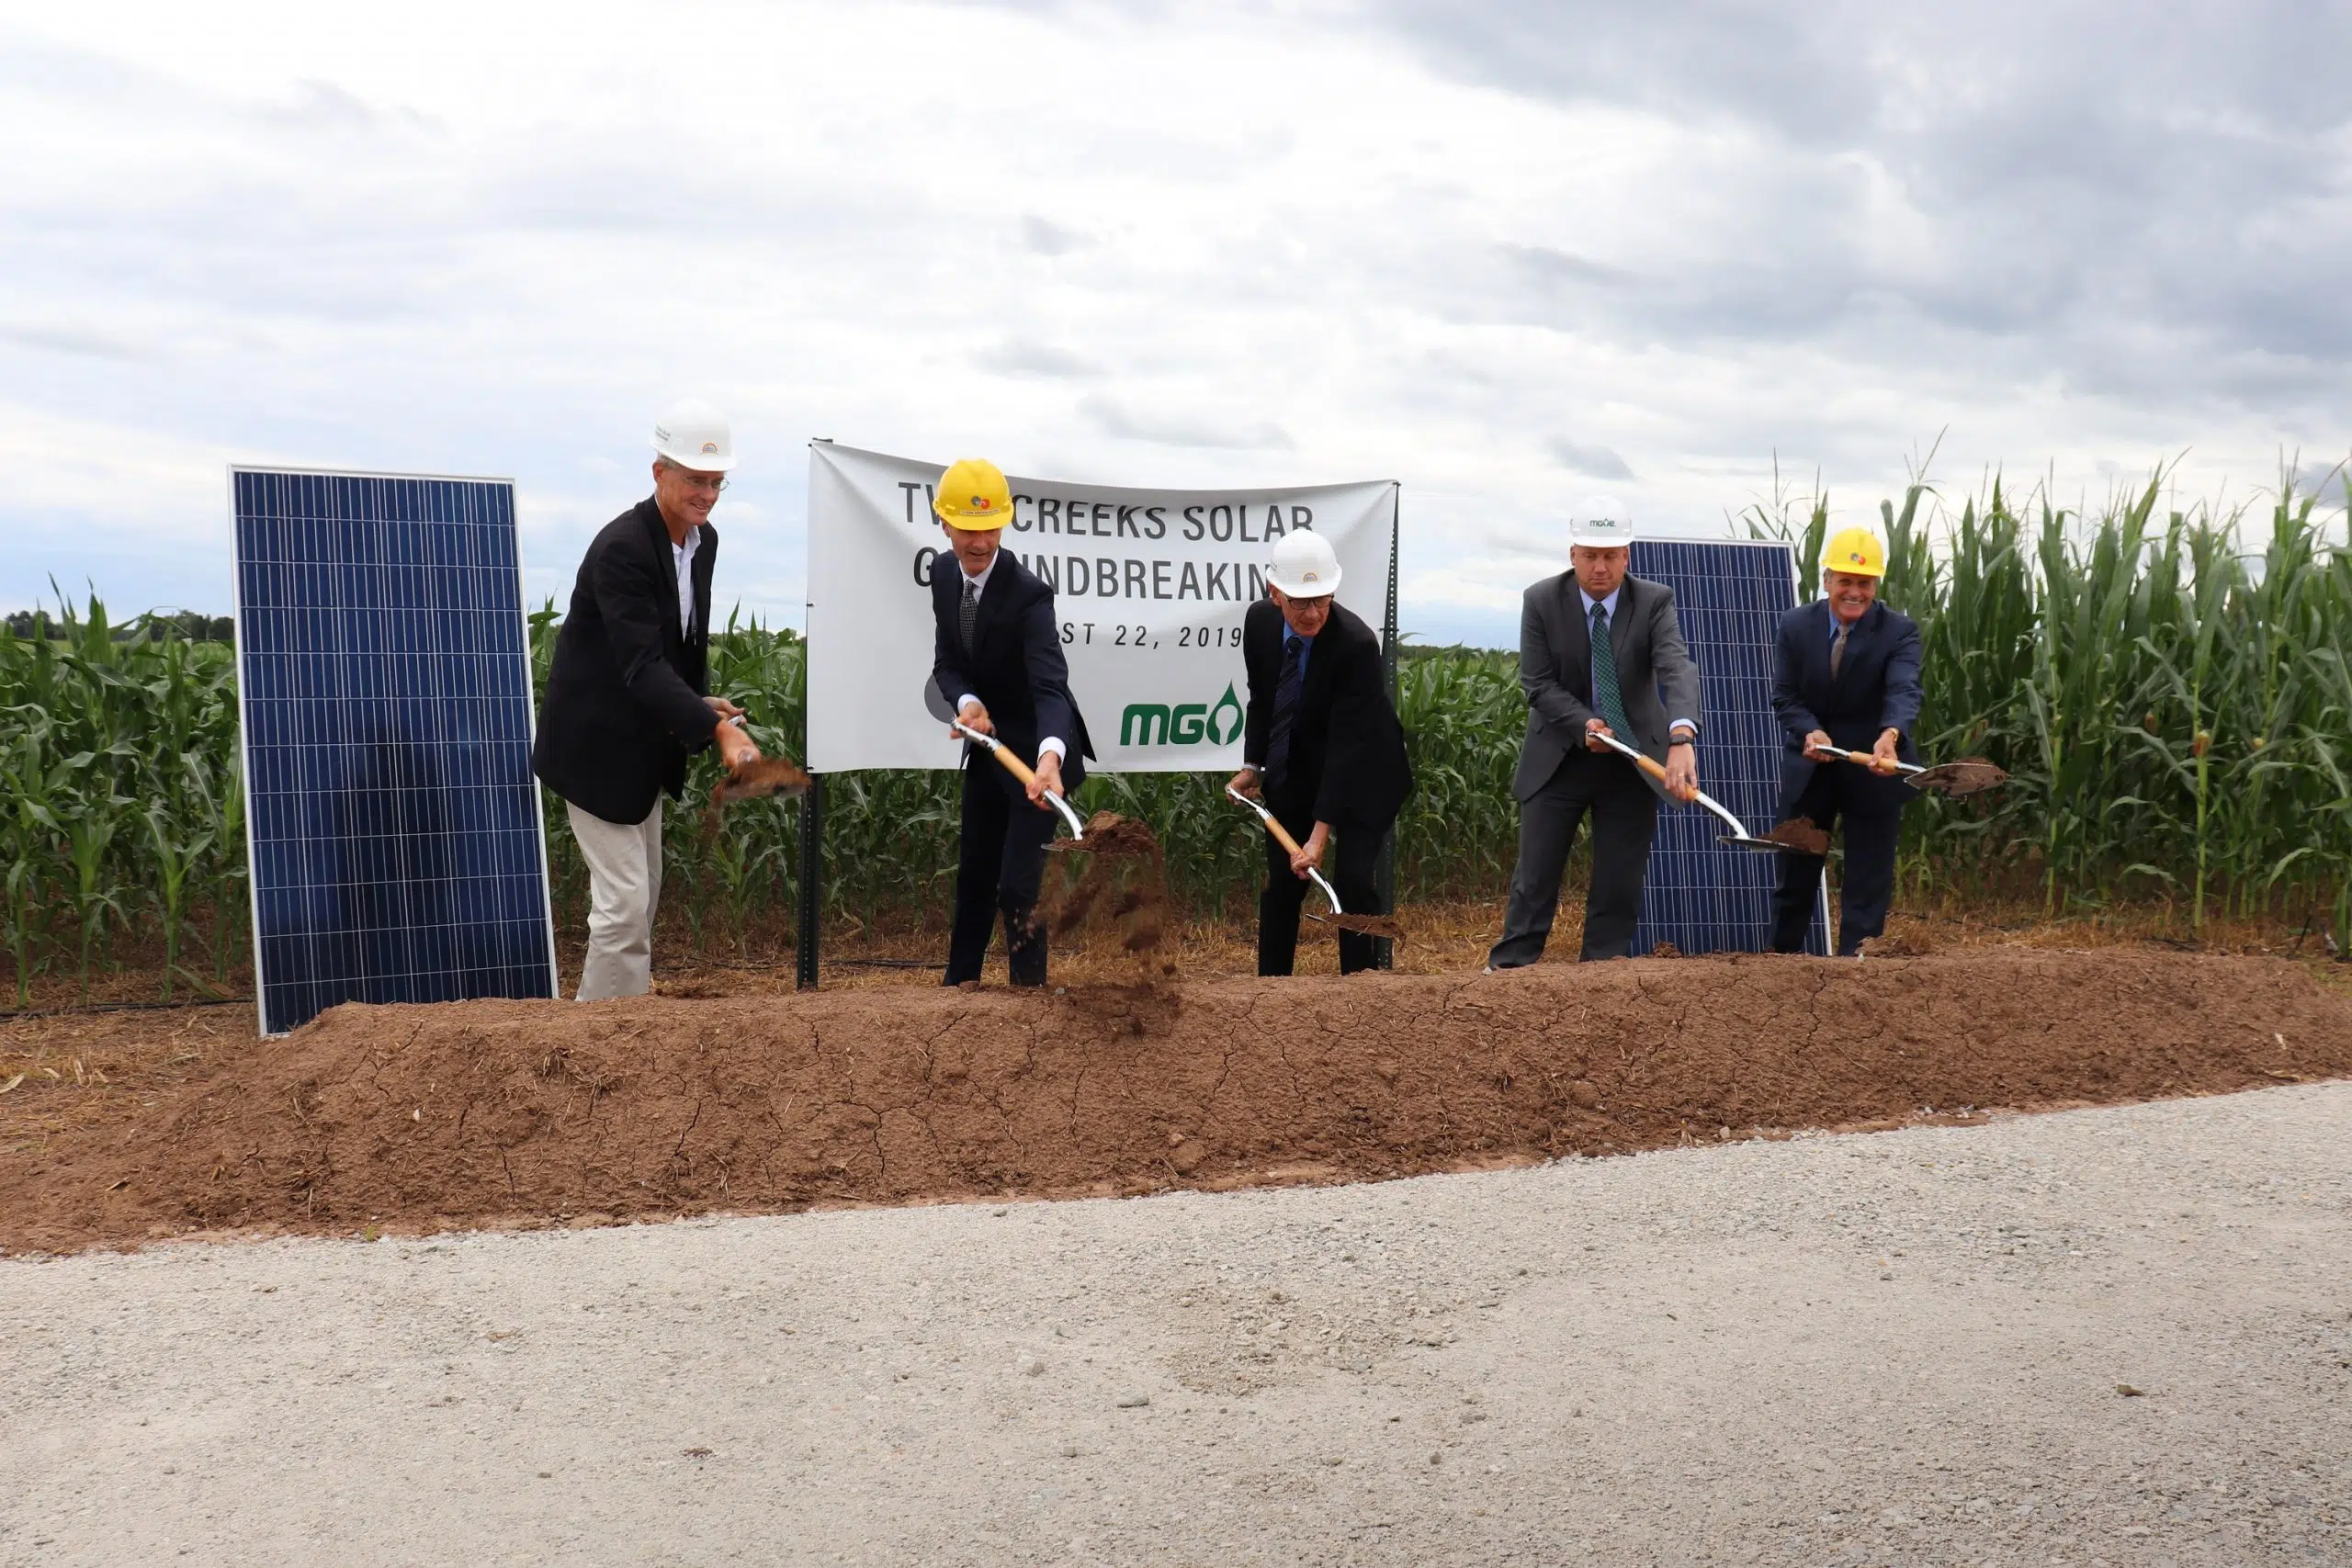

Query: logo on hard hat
left=972, top=495, right=991, bottom=511
left=1301, top=570, right=1320, bottom=582
left=1848, top=550, right=1865, bottom=563
left=700, top=441, right=718, bottom=455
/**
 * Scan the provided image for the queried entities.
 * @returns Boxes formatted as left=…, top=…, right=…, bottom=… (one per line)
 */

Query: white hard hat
left=651, top=399, right=737, bottom=473
left=1267, top=529, right=1341, bottom=597
left=1568, top=494, right=1634, bottom=549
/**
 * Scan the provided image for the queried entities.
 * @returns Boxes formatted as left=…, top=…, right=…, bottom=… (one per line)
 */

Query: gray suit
left=1490, top=572, right=1701, bottom=965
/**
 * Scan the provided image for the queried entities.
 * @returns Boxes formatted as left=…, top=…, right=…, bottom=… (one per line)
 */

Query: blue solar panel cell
left=232, top=468, right=557, bottom=1036
left=1628, top=539, right=1831, bottom=957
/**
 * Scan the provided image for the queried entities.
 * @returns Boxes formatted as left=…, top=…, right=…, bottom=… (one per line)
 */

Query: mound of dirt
left=3, top=950, right=2347, bottom=1255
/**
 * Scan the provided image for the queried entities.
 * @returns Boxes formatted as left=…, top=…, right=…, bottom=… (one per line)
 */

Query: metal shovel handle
left=956, top=720, right=1086, bottom=840
left=1225, top=785, right=1342, bottom=915
left=1586, top=729, right=1758, bottom=841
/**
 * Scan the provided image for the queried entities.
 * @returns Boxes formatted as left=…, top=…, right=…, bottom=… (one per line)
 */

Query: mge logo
left=1121, top=684, right=1244, bottom=747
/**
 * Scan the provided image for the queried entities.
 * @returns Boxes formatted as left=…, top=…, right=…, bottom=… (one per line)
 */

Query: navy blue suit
left=1769, top=599, right=1922, bottom=955
left=930, top=549, right=1093, bottom=986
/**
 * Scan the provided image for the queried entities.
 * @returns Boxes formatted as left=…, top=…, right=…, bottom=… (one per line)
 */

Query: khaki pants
left=567, top=799, right=662, bottom=1001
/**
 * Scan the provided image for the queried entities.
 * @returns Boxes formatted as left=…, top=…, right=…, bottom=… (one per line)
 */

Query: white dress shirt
left=673, top=526, right=700, bottom=636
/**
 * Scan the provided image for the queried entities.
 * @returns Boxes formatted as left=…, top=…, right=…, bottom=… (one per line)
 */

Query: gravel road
left=6, top=1082, right=2348, bottom=1566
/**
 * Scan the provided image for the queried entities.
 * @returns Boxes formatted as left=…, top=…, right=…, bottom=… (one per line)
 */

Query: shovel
left=1225, top=784, right=1344, bottom=916
left=923, top=679, right=1087, bottom=841
left=1222, top=786, right=1407, bottom=941
left=1808, top=744, right=2008, bottom=799
left=1588, top=730, right=1822, bottom=853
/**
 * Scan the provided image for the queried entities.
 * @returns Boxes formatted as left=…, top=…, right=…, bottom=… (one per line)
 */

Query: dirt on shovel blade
left=1327, top=912, right=1406, bottom=942
left=1909, top=758, right=2008, bottom=798
left=708, top=756, right=814, bottom=807
left=1763, top=818, right=1831, bottom=853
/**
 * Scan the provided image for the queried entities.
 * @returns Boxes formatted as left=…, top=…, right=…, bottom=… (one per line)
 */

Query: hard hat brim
left=1567, top=530, right=1634, bottom=549
left=654, top=445, right=738, bottom=474
left=1268, top=570, right=1341, bottom=597
left=937, top=511, right=1010, bottom=532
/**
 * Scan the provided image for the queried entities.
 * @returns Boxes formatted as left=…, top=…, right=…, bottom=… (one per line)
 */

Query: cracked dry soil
left=2, top=949, right=2347, bottom=1255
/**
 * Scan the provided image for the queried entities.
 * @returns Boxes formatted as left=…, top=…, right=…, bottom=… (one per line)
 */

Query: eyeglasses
left=659, top=462, right=729, bottom=494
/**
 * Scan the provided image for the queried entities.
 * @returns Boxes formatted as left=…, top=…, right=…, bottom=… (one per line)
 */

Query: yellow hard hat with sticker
left=1824, top=527, right=1886, bottom=578
left=933, top=457, right=1015, bottom=530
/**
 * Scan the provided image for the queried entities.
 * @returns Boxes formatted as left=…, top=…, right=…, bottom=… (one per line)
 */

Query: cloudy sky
left=6, top=0, right=2348, bottom=645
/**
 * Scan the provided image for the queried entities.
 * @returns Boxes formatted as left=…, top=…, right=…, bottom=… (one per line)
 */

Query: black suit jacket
left=533, top=498, right=719, bottom=824
left=1240, top=597, right=1411, bottom=830
left=1510, top=572, right=1701, bottom=801
left=1770, top=598, right=1923, bottom=816
left=931, top=550, right=1093, bottom=798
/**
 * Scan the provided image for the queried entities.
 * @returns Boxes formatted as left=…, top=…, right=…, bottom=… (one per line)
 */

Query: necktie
left=959, top=578, right=979, bottom=654
left=1829, top=621, right=1849, bottom=679
left=1589, top=604, right=1634, bottom=737
left=1266, top=634, right=1306, bottom=786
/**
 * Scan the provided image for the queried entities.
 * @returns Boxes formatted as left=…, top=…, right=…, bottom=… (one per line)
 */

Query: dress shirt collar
left=957, top=553, right=999, bottom=600
left=1579, top=582, right=1622, bottom=621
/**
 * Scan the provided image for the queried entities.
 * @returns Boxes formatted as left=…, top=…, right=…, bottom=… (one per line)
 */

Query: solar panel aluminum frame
left=229, top=466, right=560, bottom=1037
left=1625, top=534, right=1833, bottom=957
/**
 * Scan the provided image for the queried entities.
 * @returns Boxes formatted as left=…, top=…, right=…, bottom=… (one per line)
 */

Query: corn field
left=4, top=467, right=2347, bottom=1004
left=1750, top=468, right=2352, bottom=941
left=0, top=597, right=246, bottom=1005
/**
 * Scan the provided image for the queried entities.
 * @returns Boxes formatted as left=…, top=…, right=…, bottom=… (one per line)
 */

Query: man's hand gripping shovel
left=924, top=680, right=1087, bottom=841
left=1223, top=784, right=1344, bottom=916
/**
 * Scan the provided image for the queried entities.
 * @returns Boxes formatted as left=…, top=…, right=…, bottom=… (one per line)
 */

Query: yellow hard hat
left=933, top=457, right=1014, bottom=530
left=1824, top=527, right=1886, bottom=578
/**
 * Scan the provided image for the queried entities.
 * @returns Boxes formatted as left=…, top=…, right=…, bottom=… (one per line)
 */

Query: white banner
left=806, top=443, right=1396, bottom=773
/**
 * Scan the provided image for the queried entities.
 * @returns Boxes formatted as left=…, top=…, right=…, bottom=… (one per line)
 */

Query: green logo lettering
left=1120, top=703, right=1170, bottom=746
left=1122, top=683, right=1247, bottom=748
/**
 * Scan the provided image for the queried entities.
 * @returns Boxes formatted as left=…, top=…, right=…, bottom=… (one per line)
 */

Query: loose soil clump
left=3, top=949, right=2347, bottom=1256
left=1326, top=912, right=1407, bottom=942
left=1763, top=818, right=1832, bottom=854
left=1044, top=811, right=1177, bottom=964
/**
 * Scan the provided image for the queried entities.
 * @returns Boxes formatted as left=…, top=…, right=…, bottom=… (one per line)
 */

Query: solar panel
left=231, top=468, right=558, bottom=1036
left=1628, top=538, right=1831, bottom=957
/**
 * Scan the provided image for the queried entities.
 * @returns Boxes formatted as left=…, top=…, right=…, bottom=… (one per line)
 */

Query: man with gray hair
left=533, top=400, right=763, bottom=999
left=1487, top=497, right=1701, bottom=967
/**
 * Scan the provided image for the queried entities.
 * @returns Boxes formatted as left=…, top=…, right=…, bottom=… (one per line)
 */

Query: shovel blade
left=1717, top=834, right=1792, bottom=853
left=1905, top=759, right=2008, bottom=798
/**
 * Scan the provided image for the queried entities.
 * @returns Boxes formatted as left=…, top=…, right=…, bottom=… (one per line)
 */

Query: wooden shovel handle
left=982, top=742, right=1039, bottom=789
left=1258, top=811, right=1307, bottom=858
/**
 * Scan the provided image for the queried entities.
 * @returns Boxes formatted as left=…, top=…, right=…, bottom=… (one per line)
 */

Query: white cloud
left=2, top=0, right=2347, bottom=641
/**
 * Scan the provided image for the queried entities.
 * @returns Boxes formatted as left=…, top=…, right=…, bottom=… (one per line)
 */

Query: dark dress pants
left=944, top=762, right=1056, bottom=986
left=1770, top=765, right=1905, bottom=956
left=1488, top=750, right=1659, bottom=966
left=1257, top=792, right=1385, bottom=976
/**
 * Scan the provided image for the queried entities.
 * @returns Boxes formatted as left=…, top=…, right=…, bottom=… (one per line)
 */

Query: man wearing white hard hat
left=1228, top=530, right=1411, bottom=976
left=1487, top=497, right=1701, bottom=967
left=534, top=400, right=763, bottom=1000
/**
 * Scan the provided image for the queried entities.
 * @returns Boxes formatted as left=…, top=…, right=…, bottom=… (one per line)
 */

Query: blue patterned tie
left=1590, top=604, right=1633, bottom=737
left=1266, top=634, right=1306, bottom=785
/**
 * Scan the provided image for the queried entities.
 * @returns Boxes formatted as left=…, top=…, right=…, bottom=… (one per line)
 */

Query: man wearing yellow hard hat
left=1769, top=527, right=1923, bottom=955
left=929, top=457, right=1094, bottom=986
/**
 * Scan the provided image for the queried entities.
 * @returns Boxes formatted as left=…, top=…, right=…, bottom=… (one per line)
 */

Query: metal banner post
left=796, top=774, right=823, bottom=987
left=1374, top=489, right=1399, bottom=970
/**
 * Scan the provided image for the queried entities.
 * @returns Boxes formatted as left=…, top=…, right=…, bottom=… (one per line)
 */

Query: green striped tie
left=1590, top=604, right=1634, bottom=737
